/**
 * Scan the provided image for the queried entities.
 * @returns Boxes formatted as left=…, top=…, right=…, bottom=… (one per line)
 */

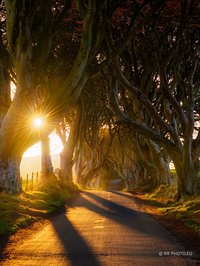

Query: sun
left=33, top=118, right=43, bottom=127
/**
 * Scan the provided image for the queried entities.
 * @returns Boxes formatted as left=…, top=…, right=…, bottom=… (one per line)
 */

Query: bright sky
left=23, top=131, right=63, bottom=157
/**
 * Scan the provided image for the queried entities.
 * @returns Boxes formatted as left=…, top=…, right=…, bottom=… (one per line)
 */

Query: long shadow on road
left=85, top=191, right=136, bottom=216
left=49, top=191, right=155, bottom=266
left=0, top=235, right=9, bottom=261
left=111, top=190, right=167, bottom=207
left=75, top=191, right=165, bottom=238
left=50, top=191, right=161, bottom=266
left=50, top=212, right=101, bottom=266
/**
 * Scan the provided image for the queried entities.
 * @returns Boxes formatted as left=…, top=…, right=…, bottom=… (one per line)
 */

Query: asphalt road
left=1, top=191, right=195, bottom=266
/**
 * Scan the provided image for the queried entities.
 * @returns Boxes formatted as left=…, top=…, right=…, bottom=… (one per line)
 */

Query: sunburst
left=33, top=118, right=43, bottom=127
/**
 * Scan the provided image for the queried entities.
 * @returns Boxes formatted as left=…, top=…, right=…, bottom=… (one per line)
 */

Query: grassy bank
left=133, top=184, right=200, bottom=237
left=0, top=180, right=79, bottom=235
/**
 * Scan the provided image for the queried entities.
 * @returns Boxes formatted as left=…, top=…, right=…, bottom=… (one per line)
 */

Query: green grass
left=144, top=184, right=177, bottom=203
left=141, top=182, right=200, bottom=236
left=184, top=220, right=200, bottom=234
left=134, top=168, right=200, bottom=234
left=0, top=180, right=79, bottom=235
left=159, top=197, right=200, bottom=235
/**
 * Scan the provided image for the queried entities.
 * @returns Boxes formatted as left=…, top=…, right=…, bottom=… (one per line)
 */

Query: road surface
left=0, top=191, right=195, bottom=266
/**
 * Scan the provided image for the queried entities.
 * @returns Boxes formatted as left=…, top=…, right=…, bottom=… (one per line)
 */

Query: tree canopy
left=0, top=0, right=199, bottom=198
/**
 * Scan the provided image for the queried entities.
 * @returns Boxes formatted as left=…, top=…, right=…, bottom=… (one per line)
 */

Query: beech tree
left=51, top=0, right=199, bottom=196
left=40, top=135, right=54, bottom=180
left=1, top=0, right=198, bottom=198
left=0, top=0, right=108, bottom=193
left=73, top=73, right=170, bottom=189
left=106, top=0, right=200, bottom=198
left=71, top=77, right=114, bottom=187
left=56, top=104, right=82, bottom=183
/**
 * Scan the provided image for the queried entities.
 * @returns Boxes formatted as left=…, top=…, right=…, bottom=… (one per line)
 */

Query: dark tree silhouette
left=106, top=0, right=200, bottom=197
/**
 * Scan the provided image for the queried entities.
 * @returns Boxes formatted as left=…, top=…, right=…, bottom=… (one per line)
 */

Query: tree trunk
left=60, top=145, right=74, bottom=183
left=0, top=157, right=22, bottom=194
left=0, top=96, right=28, bottom=194
left=134, top=140, right=159, bottom=188
left=173, top=158, right=192, bottom=198
left=59, top=108, right=81, bottom=183
left=80, top=167, right=100, bottom=188
left=41, top=135, right=54, bottom=179
left=193, top=159, right=200, bottom=196
left=0, top=62, right=10, bottom=127
left=74, top=150, right=85, bottom=184
left=147, top=140, right=170, bottom=185
left=172, top=138, right=196, bottom=198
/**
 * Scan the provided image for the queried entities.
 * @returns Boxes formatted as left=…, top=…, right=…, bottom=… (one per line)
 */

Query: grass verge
left=0, top=180, right=79, bottom=235
left=130, top=183, right=200, bottom=258
left=139, top=185, right=200, bottom=235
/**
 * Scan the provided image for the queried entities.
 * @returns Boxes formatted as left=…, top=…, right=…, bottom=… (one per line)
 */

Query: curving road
left=1, top=191, right=195, bottom=266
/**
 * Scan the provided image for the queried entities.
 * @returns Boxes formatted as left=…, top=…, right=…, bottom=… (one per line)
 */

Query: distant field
left=20, top=154, right=60, bottom=178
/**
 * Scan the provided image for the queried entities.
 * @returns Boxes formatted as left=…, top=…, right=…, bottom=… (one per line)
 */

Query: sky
left=20, top=131, right=63, bottom=178
left=23, top=131, right=63, bottom=157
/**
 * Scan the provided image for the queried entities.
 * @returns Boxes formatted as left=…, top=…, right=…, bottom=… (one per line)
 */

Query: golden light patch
left=33, top=118, right=43, bottom=127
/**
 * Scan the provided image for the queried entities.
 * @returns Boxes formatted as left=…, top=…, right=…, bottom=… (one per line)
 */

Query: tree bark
left=59, top=108, right=81, bottom=183
left=171, top=138, right=197, bottom=198
left=173, top=158, right=192, bottom=198
left=60, top=145, right=74, bottom=183
left=0, top=157, right=22, bottom=194
left=80, top=167, right=100, bottom=188
left=193, top=159, right=200, bottom=196
left=41, top=135, right=54, bottom=179
left=133, top=139, right=159, bottom=187
left=147, top=140, right=170, bottom=185
left=74, top=149, right=85, bottom=184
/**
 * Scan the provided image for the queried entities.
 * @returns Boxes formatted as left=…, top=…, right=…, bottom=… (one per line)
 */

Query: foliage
left=0, top=0, right=108, bottom=193
left=0, top=180, right=79, bottom=235
left=0, top=0, right=199, bottom=198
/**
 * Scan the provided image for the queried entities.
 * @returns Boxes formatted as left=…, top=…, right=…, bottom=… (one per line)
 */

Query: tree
left=40, top=135, right=54, bottom=180
left=0, top=0, right=107, bottom=193
left=72, top=77, right=115, bottom=187
left=106, top=0, right=200, bottom=198
left=56, top=104, right=82, bottom=183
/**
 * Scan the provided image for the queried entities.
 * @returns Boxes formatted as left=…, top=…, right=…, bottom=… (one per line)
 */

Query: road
left=0, top=191, right=195, bottom=266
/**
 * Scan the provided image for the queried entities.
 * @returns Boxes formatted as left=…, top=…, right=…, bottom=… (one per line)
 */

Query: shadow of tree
left=50, top=212, right=101, bottom=266
left=0, top=190, right=181, bottom=265
left=74, top=191, right=164, bottom=237
left=111, top=190, right=169, bottom=207
left=0, top=235, right=9, bottom=260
